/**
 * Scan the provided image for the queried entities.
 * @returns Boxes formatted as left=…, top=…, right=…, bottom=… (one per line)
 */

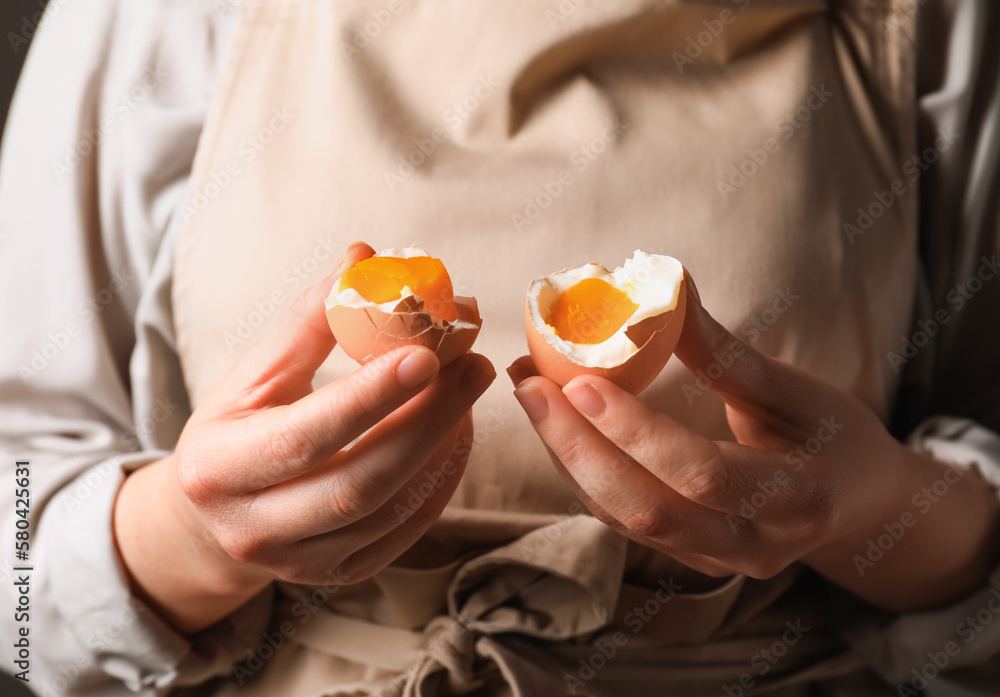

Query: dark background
left=1, top=0, right=43, bottom=149
left=2, top=2, right=47, bottom=692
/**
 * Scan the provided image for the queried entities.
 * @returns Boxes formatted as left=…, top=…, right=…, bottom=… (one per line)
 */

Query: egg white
left=527, top=251, right=683, bottom=368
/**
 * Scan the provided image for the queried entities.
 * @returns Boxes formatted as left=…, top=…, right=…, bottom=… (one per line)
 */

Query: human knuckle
left=676, top=452, right=729, bottom=504
left=175, top=450, right=219, bottom=505
left=620, top=501, right=671, bottom=539
left=336, top=376, right=382, bottom=424
left=741, top=557, right=786, bottom=580
left=265, top=421, right=320, bottom=474
left=325, top=471, right=378, bottom=523
left=801, top=481, right=840, bottom=536
left=218, top=529, right=268, bottom=565
left=620, top=418, right=658, bottom=453
left=558, top=435, right=591, bottom=467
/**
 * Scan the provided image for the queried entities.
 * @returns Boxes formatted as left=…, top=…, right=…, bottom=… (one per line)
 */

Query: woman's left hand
left=508, top=272, right=1000, bottom=612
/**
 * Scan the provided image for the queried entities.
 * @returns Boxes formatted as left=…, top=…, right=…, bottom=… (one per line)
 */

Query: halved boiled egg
left=326, top=246, right=481, bottom=366
left=525, top=251, right=686, bottom=394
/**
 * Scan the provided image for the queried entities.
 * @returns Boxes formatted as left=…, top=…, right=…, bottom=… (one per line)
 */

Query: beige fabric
left=0, top=0, right=1000, bottom=697
left=171, top=0, right=917, bottom=694
left=175, top=0, right=918, bottom=509
left=204, top=515, right=866, bottom=697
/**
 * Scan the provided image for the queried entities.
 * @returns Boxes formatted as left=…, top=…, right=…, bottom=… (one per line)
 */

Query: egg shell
left=525, top=279, right=687, bottom=394
left=327, top=294, right=482, bottom=367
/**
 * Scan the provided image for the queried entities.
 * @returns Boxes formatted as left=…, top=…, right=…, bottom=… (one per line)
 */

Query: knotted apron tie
left=279, top=516, right=628, bottom=696
left=266, top=515, right=860, bottom=697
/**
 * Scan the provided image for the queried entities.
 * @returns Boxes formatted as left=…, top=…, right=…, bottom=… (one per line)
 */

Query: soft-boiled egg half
left=525, top=251, right=686, bottom=394
left=325, top=246, right=481, bottom=366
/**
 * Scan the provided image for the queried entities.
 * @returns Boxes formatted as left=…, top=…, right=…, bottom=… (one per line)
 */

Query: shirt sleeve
left=829, top=0, right=1000, bottom=690
left=0, top=0, right=274, bottom=694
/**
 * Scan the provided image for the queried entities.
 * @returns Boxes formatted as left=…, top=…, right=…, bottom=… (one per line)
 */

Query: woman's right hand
left=113, top=243, right=495, bottom=634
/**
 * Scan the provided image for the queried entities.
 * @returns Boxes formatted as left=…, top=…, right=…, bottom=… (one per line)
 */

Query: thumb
left=673, top=269, right=818, bottom=427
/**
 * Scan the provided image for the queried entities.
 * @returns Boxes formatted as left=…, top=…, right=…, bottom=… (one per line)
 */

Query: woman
left=2, top=0, right=999, bottom=695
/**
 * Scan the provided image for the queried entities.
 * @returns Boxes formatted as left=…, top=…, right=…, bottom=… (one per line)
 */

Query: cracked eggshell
left=327, top=295, right=481, bottom=367
left=525, top=253, right=687, bottom=395
left=325, top=249, right=482, bottom=367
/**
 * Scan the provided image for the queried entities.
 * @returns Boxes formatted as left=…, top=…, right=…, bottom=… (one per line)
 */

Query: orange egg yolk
left=339, top=255, right=457, bottom=322
left=547, top=278, right=638, bottom=344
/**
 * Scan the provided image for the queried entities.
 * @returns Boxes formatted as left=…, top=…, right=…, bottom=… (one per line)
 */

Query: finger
left=674, top=269, right=823, bottom=433
left=256, top=414, right=470, bottom=556
left=561, top=375, right=793, bottom=516
left=513, top=375, right=747, bottom=558
left=293, top=415, right=475, bottom=585
left=250, top=354, right=494, bottom=529
left=209, top=344, right=442, bottom=493
left=506, top=355, right=537, bottom=387
left=540, top=448, right=739, bottom=578
left=212, top=241, right=375, bottom=408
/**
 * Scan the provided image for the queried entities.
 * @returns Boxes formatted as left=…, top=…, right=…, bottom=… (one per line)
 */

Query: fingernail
left=459, top=358, right=496, bottom=399
left=505, top=364, right=522, bottom=387
left=335, top=240, right=365, bottom=268
left=396, top=349, right=439, bottom=389
left=564, top=381, right=606, bottom=419
left=514, top=385, right=549, bottom=422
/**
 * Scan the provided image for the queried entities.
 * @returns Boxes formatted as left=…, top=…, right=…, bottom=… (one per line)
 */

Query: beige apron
left=172, top=0, right=917, bottom=694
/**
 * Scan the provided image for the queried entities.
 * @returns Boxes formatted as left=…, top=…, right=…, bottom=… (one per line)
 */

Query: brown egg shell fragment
left=525, top=280, right=687, bottom=395
left=327, top=295, right=482, bottom=368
